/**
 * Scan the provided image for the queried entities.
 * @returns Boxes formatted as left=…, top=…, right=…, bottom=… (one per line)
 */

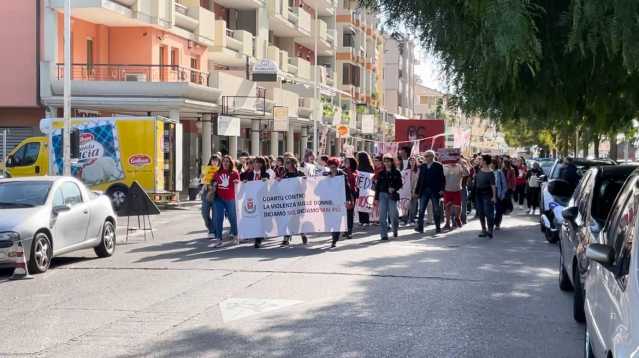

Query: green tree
left=362, top=0, right=639, bottom=157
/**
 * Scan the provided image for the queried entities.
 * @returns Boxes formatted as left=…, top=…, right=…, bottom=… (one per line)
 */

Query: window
left=342, top=63, right=351, bottom=85
left=420, top=96, right=429, bottom=105
left=52, top=189, right=64, bottom=207
left=8, top=142, right=40, bottom=167
left=611, top=187, right=639, bottom=289
left=86, top=38, right=94, bottom=73
left=343, top=33, right=354, bottom=47
left=171, top=48, right=179, bottom=68
left=61, top=182, right=83, bottom=206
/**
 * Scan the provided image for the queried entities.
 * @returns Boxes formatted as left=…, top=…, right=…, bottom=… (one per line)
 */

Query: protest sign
left=236, top=176, right=347, bottom=239
left=398, top=169, right=413, bottom=217
left=356, top=172, right=374, bottom=198
left=437, top=148, right=461, bottom=164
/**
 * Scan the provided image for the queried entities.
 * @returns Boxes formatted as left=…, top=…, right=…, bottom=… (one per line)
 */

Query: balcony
left=289, top=57, right=311, bottom=80
left=211, top=72, right=263, bottom=115
left=210, top=20, right=254, bottom=66
left=305, top=0, right=336, bottom=16
left=298, top=97, right=316, bottom=118
left=57, top=63, right=209, bottom=85
left=213, top=0, right=264, bottom=9
left=297, top=19, right=334, bottom=56
left=174, top=3, right=198, bottom=32
left=267, top=0, right=310, bottom=37
left=49, top=63, right=220, bottom=112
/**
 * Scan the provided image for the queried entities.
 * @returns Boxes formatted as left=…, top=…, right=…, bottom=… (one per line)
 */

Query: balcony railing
left=56, top=63, right=209, bottom=86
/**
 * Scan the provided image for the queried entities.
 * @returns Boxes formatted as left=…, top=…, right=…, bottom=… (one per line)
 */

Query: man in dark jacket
left=414, top=150, right=445, bottom=233
left=558, top=157, right=579, bottom=189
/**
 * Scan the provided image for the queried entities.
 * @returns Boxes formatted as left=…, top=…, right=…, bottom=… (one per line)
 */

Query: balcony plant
left=323, top=102, right=336, bottom=119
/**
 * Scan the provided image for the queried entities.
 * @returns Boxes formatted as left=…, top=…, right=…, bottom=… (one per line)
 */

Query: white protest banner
left=236, top=176, right=347, bottom=239
left=273, top=106, right=289, bottom=132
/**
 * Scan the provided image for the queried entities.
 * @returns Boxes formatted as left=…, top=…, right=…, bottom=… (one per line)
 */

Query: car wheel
left=94, top=221, right=116, bottom=258
left=559, top=250, right=574, bottom=291
left=573, top=266, right=586, bottom=323
left=29, top=232, right=52, bottom=273
left=584, top=323, right=595, bottom=358
left=107, top=185, right=128, bottom=212
left=545, top=228, right=559, bottom=243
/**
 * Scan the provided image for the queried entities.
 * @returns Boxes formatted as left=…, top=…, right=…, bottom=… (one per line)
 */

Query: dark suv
left=540, top=158, right=616, bottom=243
left=558, top=164, right=638, bottom=322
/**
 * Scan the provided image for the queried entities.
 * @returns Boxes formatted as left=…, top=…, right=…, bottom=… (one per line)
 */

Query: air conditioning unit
left=125, top=73, right=147, bottom=82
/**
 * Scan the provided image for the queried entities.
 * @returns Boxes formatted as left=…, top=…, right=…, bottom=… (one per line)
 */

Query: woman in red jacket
left=514, top=158, right=528, bottom=208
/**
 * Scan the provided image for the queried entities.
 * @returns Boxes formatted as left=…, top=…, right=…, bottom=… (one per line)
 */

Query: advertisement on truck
left=3, top=116, right=182, bottom=211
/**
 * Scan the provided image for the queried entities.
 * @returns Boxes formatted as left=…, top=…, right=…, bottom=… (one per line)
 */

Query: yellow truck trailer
left=3, top=116, right=183, bottom=210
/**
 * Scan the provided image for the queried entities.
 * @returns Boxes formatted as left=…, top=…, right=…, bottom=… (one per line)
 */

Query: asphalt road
left=0, top=207, right=583, bottom=357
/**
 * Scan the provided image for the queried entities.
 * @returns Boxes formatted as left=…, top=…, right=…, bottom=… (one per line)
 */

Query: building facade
left=1, top=0, right=407, bottom=196
left=382, top=33, right=416, bottom=120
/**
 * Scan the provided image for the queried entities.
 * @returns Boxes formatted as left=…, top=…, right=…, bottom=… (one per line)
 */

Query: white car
left=583, top=168, right=639, bottom=357
left=0, top=177, right=117, bottom=274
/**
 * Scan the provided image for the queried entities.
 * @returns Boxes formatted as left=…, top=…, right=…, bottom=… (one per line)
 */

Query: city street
left=0, top=207, right=583, bottom=357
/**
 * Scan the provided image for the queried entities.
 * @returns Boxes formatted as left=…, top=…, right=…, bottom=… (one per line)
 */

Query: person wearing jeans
left=414, top=150, right=445, bottom=234
left=374, top=156, right=403, bottom=240
left=200, top=155, right=220, bottom=239
left=212, top=155, right=240, bottom=247
left=474, top=155, right=497, bottom=238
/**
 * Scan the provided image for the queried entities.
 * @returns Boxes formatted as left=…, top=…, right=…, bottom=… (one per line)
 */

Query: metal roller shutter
left=0, top=127, right=37, bottom=160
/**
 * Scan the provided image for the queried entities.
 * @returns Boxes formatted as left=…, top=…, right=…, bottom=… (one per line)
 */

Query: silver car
left=0, top=177, right=117, bottom=273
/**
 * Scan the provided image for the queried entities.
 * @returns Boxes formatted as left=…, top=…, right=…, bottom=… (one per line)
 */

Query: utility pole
left=312, top=9, right=319, bottom=154
left=63, top=0, right=72, bottom=176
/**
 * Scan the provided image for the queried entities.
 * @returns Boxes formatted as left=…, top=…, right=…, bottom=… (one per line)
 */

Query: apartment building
left=0, top=1, right=44, bottom=160
left=383, top=33, right=416, bottom=120
left=414, top=83, right=444, bottom=119
left=2, top=0, right=394, bottom=194
left=335, top=0, right=384, bottom=152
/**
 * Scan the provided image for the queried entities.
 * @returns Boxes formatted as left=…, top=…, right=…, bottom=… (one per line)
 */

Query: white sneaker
left=212, top=240, right=224, bottom=248
left=207, top=233, right=215, bottom=239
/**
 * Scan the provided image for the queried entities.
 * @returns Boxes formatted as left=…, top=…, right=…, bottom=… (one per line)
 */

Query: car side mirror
left=539, top=174, right=547, bottom=182
left=5, top=155, right=14, bottom=167
left=586, top=243, right=614, bottom=266
left=562, top=206, right=578, bottom=223
left=53, top=204, right=71, bottom=214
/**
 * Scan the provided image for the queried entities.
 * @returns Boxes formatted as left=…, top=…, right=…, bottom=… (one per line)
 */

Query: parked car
left=583, top=168, right=639, bottom=358
left=538, top=158, right=555, bottom=176
left=558, top=165, right=637, bottom=323
left=0, top=177, right=117, bottom=274
left=540, top=158, right=615, bottom=243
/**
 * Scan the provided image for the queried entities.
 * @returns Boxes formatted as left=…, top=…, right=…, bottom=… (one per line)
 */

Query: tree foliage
left=362, top=0, right=639, bottom=157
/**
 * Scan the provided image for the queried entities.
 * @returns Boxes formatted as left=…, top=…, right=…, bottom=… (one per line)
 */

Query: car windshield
left=0, top=181, right=53, bottom=207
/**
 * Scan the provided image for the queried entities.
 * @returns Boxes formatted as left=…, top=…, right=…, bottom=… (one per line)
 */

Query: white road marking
left=219, top=298, right=303, bottom=323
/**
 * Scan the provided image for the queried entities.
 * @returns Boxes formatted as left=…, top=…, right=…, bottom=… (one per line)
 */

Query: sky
left=415, top=48, right=447, bottom=93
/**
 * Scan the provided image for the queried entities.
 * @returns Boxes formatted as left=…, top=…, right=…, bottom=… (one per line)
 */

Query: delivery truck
left=3, top=116, right=183, bottom=211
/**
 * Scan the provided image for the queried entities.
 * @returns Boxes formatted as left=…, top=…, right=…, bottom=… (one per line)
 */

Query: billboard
left=394, top=119, right=446, bottom=153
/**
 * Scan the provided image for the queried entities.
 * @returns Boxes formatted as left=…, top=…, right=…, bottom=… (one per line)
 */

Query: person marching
left=342, top=156, right=359, bottom=239
left=201, top=155, right=220, bottom=239
left=356, top=151, right=375, bottom=226
left=414, top=150, right=445, bottom=234
left=279, top=157, right=308, bottom=246
left=474, top=155, right=497, bottom=238
left=374, top=155, right=403, bottom=240
left=241, top=156, right=270, bottom=248
left=494, top=157, right=508, bottom=230
left=324, top=157, right=354, bottom=248
left=212, top=155, right=240, bottom=247
left=526, top=161, right=543, bottom=215
left=442, top=156, right=469, bottom=230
